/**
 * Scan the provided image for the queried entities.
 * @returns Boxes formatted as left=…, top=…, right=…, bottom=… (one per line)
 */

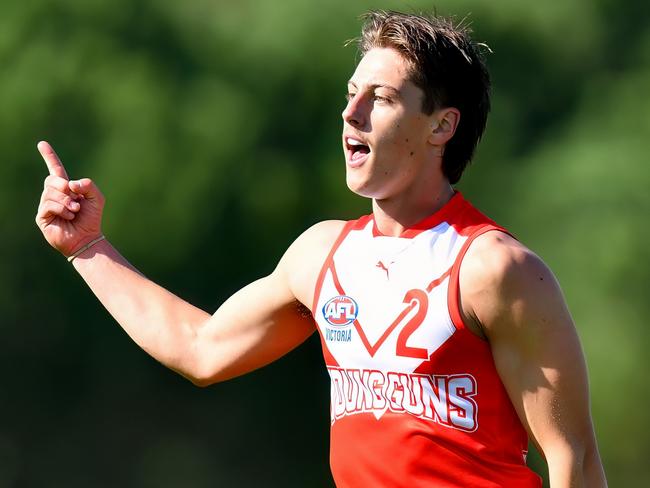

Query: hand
left=35, top=141, right=105, bottom=257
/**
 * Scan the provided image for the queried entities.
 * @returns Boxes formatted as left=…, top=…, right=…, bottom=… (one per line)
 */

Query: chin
left=345, top=174, right=382, bottom=199
left=345, top=177, right=365, bottom=197
left=346, top=171, right=368, bottom=195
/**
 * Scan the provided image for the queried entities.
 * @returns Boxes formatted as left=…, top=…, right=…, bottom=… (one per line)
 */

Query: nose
left=342, top=94, right=366, bottom=128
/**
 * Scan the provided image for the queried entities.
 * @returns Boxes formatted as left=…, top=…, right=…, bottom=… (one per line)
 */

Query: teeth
left=347, top=137, right=365, bottom=146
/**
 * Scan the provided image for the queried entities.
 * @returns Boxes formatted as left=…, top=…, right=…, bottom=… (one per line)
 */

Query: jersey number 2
left=396, top=289, right=429, bottom=359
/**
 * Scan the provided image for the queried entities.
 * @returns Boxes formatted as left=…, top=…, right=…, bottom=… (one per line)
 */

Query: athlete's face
left=342, top=48, right=440, bottom=200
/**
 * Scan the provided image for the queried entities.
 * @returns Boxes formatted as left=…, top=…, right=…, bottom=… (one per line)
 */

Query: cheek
left=386, top=129, right=418, bottom=158
left=382, top=124, right=409, bottom=151
left=372, top=111, right=426, bottom=158
left=401, top=137, right=416, bottom=157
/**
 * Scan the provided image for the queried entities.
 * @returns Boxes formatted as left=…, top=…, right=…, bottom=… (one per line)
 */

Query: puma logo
left=376, top=260, right=393, bottom=279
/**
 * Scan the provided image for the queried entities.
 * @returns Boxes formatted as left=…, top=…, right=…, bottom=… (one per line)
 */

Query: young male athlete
left=36, top=11, right=606, bottom=488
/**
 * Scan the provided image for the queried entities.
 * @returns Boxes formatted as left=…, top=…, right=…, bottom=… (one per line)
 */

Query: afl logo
left=323, top=295, right=358, bottom=327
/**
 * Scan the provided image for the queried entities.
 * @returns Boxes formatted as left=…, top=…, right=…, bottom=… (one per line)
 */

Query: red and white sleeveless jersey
left=312, top=193, right=542, bottom=488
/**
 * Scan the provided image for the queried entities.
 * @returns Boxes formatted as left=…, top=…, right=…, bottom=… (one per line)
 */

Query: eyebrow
left=347, top=80, right=400, bottom=95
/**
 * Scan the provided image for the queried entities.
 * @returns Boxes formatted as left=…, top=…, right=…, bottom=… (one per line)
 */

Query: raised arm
left=35, top=141, right=343, bottom=386
left=459, top=231, right=607, bottom=487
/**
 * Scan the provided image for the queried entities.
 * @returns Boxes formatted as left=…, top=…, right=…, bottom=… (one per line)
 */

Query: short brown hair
left=357, top=10, right=491, bottom=184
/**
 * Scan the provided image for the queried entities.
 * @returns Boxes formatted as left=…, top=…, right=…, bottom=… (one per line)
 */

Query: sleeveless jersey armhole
left=447, top=225, right=513, bottom=336
left=311, top=218, right=366, bottom=314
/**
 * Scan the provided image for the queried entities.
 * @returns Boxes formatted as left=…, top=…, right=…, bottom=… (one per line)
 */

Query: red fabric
left=330, top=327, right=541, bottom=487
left=315, top=193, right=542, bottom=487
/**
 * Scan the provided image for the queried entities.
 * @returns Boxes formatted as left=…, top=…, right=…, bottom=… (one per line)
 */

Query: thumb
left=69, top=178, right=103, bottom=201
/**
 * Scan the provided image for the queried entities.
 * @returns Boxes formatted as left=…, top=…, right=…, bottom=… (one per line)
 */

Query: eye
left=373, top=95, right=391, bottom=104
left=345, top=92, right=356, bottom=102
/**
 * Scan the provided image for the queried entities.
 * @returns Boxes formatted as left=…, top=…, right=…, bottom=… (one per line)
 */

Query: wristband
left=67, top=235, right=106, bottom=263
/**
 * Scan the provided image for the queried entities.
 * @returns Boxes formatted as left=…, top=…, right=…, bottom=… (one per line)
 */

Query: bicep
left=189, top=220, right=344, bottom=386
left=193, top=272, right=316, bottom=385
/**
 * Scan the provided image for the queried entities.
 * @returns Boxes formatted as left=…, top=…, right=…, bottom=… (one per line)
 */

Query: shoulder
left=462, top=231, right=551, bottom=290
left=459, top=230, right=566, bottom=338
left=276, top=220, right=347, bottom=310
left=284, top=220, right=348, bottom=265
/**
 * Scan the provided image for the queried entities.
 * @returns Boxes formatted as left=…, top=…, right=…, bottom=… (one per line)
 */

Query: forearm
left=36, top=145, right=321, bottom=387
left=71, top=238, right=210, bottom=381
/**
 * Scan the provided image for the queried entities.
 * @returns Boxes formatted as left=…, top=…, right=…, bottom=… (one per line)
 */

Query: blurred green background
left=1, top=0, right=648, bottom=486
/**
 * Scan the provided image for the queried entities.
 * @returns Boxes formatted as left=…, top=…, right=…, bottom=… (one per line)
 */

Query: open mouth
left=345, top=137, right=370, bottom=165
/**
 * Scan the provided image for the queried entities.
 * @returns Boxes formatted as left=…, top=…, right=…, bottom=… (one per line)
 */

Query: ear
left=427, top=108, right=460, bottom=146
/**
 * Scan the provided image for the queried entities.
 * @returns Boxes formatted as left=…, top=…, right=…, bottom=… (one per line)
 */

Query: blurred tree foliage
left=1, top=0, right=648, bottom=486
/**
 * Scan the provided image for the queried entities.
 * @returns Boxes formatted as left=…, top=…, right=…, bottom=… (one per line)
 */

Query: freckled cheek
left=375, top=123, right=417, bottom=159
left=386, top=134, right=416, bottom=158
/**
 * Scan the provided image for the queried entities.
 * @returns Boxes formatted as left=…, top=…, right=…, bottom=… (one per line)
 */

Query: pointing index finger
left=38, top=141, right=69, bottom=180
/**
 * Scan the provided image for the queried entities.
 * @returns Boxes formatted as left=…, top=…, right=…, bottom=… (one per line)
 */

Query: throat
left=372, top=185, right=456, bottom=237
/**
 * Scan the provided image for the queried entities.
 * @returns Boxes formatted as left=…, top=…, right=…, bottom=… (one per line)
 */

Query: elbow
left=168, top=354, right=219, bottom=387
left=187, top=363, right=238, bottom=387
left=176, top=324, right=220, bottom=387
left=544, top=435, right=606, bottom=487
left=583, top=437, right=607, bottom=487
left=188, top=375, right=215, bottom=388
left=183, top=359, right=223, bottom=388
left=169, top=366, right=216, bottom=387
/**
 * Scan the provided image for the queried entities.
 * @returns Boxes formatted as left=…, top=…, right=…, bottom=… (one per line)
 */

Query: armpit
left=295, top=300, right=313, bottom=319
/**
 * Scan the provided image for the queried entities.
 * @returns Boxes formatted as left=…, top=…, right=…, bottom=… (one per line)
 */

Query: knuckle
left=46, top=200, right=60, bottom=212
left=43, top=187, right=60, bottom=203
left=44, top=174, right=67, bottom=191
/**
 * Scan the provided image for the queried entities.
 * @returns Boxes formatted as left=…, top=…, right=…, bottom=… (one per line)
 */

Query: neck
left=372, top=181, right=455, bottom=236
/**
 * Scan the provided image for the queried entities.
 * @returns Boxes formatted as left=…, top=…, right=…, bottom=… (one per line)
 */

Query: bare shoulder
left=282, top=220, right=347, bottom=268
left=289, top=220, right=347, bottom=253
left=276, top=220, right=347, bottom=310
left=462, top=231, right=552, bottom=290
left=459, top=230, right=568, bottom=338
